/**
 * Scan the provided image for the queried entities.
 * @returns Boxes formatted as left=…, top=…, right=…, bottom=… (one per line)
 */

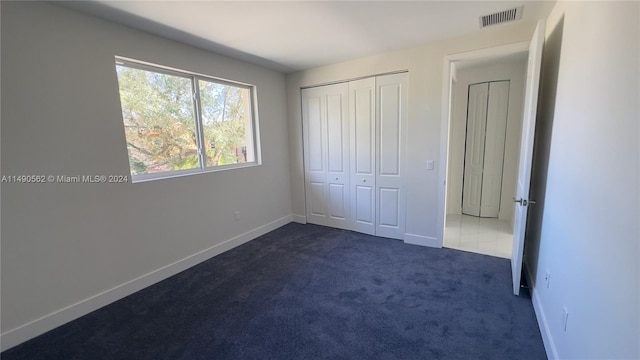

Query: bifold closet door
left=303, top=73, right=407, bottom=239
left=461, top=81, right=509, bottom=218
left=302, top=83, right=350, bottom=229
left=480, top=81, right=510, bottom=218
left=349, top=77, right=376, bottom=235
left=375, top=73, right=407, bottom=239
left=462, top=83, right=489, bottom=217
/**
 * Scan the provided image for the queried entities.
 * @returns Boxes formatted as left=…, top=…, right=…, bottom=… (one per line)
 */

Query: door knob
left=363, top=179, right=367, bottom=183
left=335, top=177, right=339, bottom=180
left=513, top=198, right=536, bottom=206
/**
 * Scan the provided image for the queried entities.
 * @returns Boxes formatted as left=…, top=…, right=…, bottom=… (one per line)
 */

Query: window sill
left=131, top=162, right=260, bottom=183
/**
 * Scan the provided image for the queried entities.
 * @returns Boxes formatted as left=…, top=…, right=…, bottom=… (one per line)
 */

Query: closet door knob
left=363, top=179, right=367, bottom=183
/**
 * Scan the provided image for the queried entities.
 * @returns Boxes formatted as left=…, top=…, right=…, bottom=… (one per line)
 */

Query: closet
left=462, top=81, right=510, bottom=218
left=302, top=73, right=407, bottom=239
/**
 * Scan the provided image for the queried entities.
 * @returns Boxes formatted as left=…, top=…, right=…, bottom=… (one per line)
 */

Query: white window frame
left=115, top=56, right=261, bottom=183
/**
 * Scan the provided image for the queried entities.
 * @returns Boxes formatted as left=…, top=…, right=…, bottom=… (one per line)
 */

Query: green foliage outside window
left=115, top=63, right=255, bottom=177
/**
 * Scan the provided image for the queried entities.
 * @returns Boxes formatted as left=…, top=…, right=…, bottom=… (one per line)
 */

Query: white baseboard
left=403, top=233, right=440, bottom=248
left=0, top=215, right=294, bottom=352
left=526, top=266, right=559, bottom=360
left=291, top=214, right=307, bottom=224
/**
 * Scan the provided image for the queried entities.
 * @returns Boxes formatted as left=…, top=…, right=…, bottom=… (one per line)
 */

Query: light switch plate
left=426, top=160, right=435, bottom=170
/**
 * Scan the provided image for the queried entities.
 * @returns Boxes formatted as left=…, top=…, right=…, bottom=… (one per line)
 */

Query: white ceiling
left=60, top=1, right=555, bottom=73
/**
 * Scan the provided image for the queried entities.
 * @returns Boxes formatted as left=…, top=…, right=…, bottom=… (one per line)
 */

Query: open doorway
left=443, top=51, right=528, bottom=258
left=438, top=22, right=545, bottom=294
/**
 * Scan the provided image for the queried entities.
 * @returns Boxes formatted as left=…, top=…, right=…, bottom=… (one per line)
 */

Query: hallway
left=444, top=214, right=513, bottom=259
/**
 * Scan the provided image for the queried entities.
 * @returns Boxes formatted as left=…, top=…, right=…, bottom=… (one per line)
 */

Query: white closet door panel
left=327, top=93, right=346, bottom=173
left=349, top=78, right=376, bottom=235
left=481, top=81, right=510, bottom=218
left=379, top=85, right=401, bottom=176
left=465, top=173, right=483, bottom=208
left=375, top=73, right=407, bottom=240
left=462, top=82, right=489, bottom=217
left=355, top=185, right=374, bottom=225
left=303, top=84, right=349, bottom=228
left=328, top=183, right=347, bottom=220
left=306, top=96, right=324, bottom=172
left=324, top=83, right=350, bottom=229
left=302, top=87, right=328, bottom=225
left=308, top=182, right=327, bottom=217
left=354, top=88, right=375, bottom=175
left=378, top=187, right=400, bottom=227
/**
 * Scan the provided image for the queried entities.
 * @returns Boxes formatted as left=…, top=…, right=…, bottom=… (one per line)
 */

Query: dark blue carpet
left=2, top=223, right=547, bottom=359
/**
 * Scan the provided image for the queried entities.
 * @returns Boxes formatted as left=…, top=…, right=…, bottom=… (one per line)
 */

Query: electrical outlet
left=562, top=307, right=569, bottom=332
left=234, top=210, right=241, bottom=221
left=545, top=271, right=551, bottom=288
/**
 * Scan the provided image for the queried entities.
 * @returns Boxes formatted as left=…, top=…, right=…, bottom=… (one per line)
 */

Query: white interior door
left=512, top=20, right=545, bottom=295
left=302, top=87, right=328, bottom=226
left=481, top=81, right=510, bottom=218
left=325, top=85, right=350, bottom=229
left=349, top=77, right=376, bottom=235
left=462, top=83, right=489, bottom=217
left=302, top=83, right=350, bottom=229
left=375, top=73, right=407, bottom=240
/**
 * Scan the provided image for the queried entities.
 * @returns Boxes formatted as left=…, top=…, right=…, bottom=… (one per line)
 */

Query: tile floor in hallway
left=444, top=214, right=513, bottom=259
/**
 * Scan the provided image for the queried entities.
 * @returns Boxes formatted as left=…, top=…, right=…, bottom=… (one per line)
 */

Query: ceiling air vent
left=479, top=6, right=523, bottom=28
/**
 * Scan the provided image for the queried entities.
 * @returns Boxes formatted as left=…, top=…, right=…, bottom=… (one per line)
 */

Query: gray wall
left=1, top=1, right=291, bottom=347
left=525, top=1, right=639, bottom=358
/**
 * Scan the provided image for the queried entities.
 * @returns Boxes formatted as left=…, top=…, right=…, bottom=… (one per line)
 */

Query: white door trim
left=437, top=41, right=529, bottom=247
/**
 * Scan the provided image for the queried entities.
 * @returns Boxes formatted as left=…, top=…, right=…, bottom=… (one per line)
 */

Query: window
left=114, top=57, right=259, bottom=182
